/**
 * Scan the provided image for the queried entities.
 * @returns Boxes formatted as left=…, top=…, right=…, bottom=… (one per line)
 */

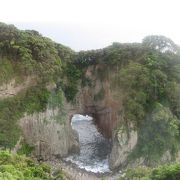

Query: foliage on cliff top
left=0, top=22, right=64, bottom=84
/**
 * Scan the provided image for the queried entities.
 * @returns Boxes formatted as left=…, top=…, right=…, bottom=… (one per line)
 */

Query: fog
left=1, top=0, right=180, bottom=51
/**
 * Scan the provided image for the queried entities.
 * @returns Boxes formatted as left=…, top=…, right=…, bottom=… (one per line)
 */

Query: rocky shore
left=48, top=158, right=124, bottom=180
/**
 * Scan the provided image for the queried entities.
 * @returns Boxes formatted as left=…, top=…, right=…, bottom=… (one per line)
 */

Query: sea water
left=65, top=114, right=112, bottom=173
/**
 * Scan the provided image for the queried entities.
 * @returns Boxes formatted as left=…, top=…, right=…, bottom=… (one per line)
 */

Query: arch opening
left=66, top=114, right=112, bottom=173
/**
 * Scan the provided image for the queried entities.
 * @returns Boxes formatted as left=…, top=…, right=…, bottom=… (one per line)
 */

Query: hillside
left=73, top=39, right=180, bottom=169
left=0, top=22, right=180, bottom=174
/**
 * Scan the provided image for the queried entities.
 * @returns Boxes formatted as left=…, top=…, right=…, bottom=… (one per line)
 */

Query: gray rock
left=109, top=129, right=138, bottom=170
left=19, top=108, right=79, bottom=160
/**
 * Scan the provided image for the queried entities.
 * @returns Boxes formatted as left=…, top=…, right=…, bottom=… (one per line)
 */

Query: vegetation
left=62, top=62, right=82, bottom=102
left=0, top=85, right=51, bottom=148
left=0, top=150, right=66, bottom=179
left=114, top=40, right=180, bottom=162
left=0, top=22, right=179, bottom=169
left=74, top=35, right=180, bottom=163
left=0, top=23, right=71, bottom=148
left=118, top=162, right=180, bottom=180
left=0, top=57, right=14, bottom=84
left=0, top=22, right=62, bottom=83
left=17, top=143, right=34, bottom=156
left=0, top=150, right=51, bottom=179
left=131, top=103, right=179, bottom=163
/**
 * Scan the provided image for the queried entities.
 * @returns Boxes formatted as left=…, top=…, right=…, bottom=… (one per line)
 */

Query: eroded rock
left=109, top=129, right=138, bottom=170
left=20, top=108, right=79, bottom=160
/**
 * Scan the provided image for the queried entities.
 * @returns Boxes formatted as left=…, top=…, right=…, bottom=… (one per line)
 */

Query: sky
left=0, top=0, right=180, bottom=51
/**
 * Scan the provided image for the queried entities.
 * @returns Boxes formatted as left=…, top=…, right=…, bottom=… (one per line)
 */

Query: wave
left=68, top=113, right=111, bottom=173
left=71, top=114, right=93, bottom=123
left=65, top=156, right=110, bottom=173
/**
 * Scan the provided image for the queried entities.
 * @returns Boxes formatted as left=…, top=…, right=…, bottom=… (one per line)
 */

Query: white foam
left=71, top=114, right=93, bottom=124
left=67, top=113, right=111, bottom=174
left=65, top=156, right=111, bottom=173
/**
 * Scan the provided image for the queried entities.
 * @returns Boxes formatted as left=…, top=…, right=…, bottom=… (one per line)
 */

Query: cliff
left=76, top=64, right=138, bottom=170
left=74, top=61, right=180, bottom=169
left=73, top=44, right=180, bottom=169
left=0, top=23, right=179, bottom=170
left=20, top=108, right=79, bottom=160
left=0, top=22, right=79, bottom=159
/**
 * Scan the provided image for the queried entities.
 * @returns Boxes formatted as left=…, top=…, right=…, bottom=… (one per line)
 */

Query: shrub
left=0, top=150, right=51, bottom=179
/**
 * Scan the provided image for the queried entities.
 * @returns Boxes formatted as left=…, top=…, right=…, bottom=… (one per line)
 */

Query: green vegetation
left=0, top=57, right=14, bottom=85
left=0, top=23, right=72, bottom=149
left=0, top=150, right=51, bottom=179
left=74, top=35, right=180, bottom=163
left=118, top=162, right=180, bottom=180
left=62, top=62, right=82, bottom=102
left=131, top=103, right=179, bottom=164
left=107, top=37, right=180, bottom=163
left=0, top=23, right=62, bottom=83
left=0, top=85, right=51, bottom=148
left=17, top=143, right=34, bottom=156
left=0, top=150, right=66, bottom=179
left=0, top=23, right=179, bottom=169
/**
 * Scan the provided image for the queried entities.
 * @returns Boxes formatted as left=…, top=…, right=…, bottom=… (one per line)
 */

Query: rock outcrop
left=3, top=64, right=177, bottom=170
left=76, top=65, right=134, bottom=169
left=1, top=23, right=179, bottom=172
left=20, top=108, right=79, bottom=160
left=75, top=64, right=179, bottom=169
left=109, top=129, right=138, bottom=170
left=0, top=78, right=79, bottom=160
left=77, top=65, right=122, bottom=139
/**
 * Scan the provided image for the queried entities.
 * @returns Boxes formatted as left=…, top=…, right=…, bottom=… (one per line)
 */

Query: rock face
left=0, top=64, right=138, bottom=169
left=76, top=65, right=135, bottom=169
left=2, top=64, right=178, bottom=170
left=77, top=65, right=122, bottom=139
left=20, top=108, right=79, bottom=160
left=0, top=76, right=36, bottom=99
left=0, top=78, right=79, bottom=160
left=109, top=129, right=138, bottom=170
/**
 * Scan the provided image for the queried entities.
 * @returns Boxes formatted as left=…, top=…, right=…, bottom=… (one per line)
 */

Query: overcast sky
left=0, top=0, right=180, bottom=51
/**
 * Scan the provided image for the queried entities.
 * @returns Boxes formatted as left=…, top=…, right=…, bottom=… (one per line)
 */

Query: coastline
left=47, top=157, right=123, bottom=180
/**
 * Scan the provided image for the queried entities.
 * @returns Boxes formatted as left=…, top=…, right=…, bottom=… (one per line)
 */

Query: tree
left=143, top=35, right=177, bottom=53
